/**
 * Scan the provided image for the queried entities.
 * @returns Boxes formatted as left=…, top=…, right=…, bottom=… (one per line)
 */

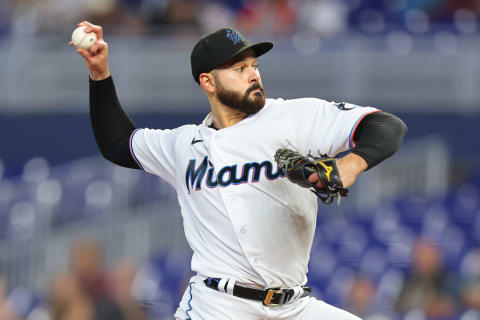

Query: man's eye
left=236, top=67, right=243, bottom=72
left=253, top=64, right=259, bottom=70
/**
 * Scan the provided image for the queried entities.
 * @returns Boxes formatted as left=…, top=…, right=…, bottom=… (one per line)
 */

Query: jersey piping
left=348, top=110, right=381, bottom=148
left=129, top=129, right=145, bottom=170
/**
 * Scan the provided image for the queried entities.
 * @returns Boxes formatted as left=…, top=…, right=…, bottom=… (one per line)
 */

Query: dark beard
left=215, top=81, right=266, bottom=115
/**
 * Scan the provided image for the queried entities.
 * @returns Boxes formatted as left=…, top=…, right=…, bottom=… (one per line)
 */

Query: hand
left=69, top=21, right=110, bottom=81
left=308, top=153, right=367, bottom=188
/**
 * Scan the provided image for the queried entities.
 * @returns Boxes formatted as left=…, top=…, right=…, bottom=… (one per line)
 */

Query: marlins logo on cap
left=225, top=29, right=245, bottom=45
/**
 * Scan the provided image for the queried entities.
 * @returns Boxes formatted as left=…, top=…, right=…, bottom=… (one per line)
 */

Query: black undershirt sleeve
left=351, top=111, right=407, bottom=169
left=89, top=75, right=140, bottom=169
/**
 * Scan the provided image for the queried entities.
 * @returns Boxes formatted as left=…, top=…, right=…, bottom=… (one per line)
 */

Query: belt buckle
left=262, top=288, right=285, bottom=306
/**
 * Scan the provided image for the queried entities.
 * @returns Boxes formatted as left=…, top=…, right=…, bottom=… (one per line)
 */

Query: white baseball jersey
left=130, top=98, right=378, bottom=289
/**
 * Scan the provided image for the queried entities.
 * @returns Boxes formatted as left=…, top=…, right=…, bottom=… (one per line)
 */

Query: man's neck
left=210, top=103, right=247, bottom=129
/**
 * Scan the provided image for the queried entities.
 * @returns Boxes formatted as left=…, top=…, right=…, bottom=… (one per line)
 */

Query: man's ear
left=199, top=73, right=215, bottom=93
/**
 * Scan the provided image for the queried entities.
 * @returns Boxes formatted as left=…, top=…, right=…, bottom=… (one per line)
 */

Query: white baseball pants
left=174, top=275, right=362, bottom=320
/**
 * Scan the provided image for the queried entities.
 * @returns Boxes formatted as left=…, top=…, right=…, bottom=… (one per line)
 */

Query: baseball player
left=72, top=21, right=407, bottom=320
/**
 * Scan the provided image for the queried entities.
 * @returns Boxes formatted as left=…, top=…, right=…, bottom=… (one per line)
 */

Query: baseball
left=71, top=26, right=97, bottom=50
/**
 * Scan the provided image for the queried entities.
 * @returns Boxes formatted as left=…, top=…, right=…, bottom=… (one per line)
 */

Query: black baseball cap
left=191, top=28, right=273, bottom=84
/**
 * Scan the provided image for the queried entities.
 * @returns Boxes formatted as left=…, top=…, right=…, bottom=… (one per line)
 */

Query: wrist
left=90, top=70, right=111, bottom=81
left=344, top=153, right=368, bottom=172
left=337, top=153, right=368, bottom=187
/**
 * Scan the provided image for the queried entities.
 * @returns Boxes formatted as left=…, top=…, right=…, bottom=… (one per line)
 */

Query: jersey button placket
left=209, top=133, right=220, bottom=162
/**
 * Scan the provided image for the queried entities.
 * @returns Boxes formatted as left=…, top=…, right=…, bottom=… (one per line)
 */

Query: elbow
left=397, top=116, right=408, bottom=140
left=98, top=144, right=141, bottom=170
left=94, top=131, right=136, bottom=167
left=378, top=117, right=407, bottom=163
left=99, top=148, right=118, bottom=165
left=352, top=114, right=407, bottom=169
left=390, top=115, right=408, bottom=154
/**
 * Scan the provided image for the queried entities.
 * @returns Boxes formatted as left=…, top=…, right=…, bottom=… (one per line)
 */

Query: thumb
left=308, top=172, right=319, bottom=184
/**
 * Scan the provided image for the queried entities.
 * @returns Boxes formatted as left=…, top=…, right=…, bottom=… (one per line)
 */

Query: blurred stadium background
left=1, top=0, right=480, bottom=319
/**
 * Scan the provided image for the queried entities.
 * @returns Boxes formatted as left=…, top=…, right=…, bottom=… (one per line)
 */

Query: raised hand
left=70, top=21, right=110, bottom=80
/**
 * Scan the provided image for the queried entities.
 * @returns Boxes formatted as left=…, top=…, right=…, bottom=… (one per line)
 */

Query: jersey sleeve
left=287, top=99, right=380, bottom=157
left=130, top=127, right=180, bottom=187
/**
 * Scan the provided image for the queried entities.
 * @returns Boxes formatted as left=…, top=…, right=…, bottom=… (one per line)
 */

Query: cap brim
left=220, top=42, right=273, bottom=68
left=247, top=42, right=274, bottom=58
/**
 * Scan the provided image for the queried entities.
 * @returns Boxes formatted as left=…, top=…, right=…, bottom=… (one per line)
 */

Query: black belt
left=203, top=277, right=312, bottom=306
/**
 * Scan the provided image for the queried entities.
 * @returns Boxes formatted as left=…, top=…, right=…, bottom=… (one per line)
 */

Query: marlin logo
left=335, top=102, right=357, bottom=111
left=226, top=29, right=244, bottom=45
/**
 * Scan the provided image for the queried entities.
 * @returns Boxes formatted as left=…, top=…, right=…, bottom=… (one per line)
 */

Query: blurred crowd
left=0, top=238, right=152, bottom=320
left=345, top=239, right=480, bottom=320
left=0, top=236, right=480, bottom=320
left=0, top=0, right=479, bottom=38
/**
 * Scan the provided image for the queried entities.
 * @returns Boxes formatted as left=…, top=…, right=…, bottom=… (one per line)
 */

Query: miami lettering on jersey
left=185, top=156, right=285, bottom=193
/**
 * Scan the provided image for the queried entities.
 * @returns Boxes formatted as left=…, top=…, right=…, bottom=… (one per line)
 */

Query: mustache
left=246, top=83, right=264, bottom=95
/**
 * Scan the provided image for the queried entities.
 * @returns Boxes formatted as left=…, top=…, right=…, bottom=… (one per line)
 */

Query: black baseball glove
left=274, top=148, right=348, bottom=205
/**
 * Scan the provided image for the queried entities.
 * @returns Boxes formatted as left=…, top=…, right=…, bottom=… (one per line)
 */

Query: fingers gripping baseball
left=71, top=21, right=110, bottom=80
left=79, top=21, right=104, bottom=41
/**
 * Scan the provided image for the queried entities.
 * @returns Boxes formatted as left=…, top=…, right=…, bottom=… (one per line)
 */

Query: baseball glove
left=274, top=148, right=348, bottom=205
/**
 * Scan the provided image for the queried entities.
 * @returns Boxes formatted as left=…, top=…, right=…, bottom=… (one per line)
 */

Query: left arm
left=308, top=111, right=407, bottom=188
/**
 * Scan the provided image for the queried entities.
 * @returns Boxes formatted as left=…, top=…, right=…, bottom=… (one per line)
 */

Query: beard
left=215, top=78, right=266, bottom=115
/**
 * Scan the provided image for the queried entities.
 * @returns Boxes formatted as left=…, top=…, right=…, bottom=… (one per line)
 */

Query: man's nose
left=248, top=67, right=260, bottom=83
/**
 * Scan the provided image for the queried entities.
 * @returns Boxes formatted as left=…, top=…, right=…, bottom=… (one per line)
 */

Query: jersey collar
left=202, top=112, right=215, bottom=127
left=201, top=99, right=273, bottom=129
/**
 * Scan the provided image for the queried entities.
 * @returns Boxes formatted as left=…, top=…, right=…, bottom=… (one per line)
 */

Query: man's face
left=212, top=52, right=266, bottom=115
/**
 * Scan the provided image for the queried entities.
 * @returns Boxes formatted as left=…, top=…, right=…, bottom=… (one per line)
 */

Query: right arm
left=72, top=21, right=140, bottom=169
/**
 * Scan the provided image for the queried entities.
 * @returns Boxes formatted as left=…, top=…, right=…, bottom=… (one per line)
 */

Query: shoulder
left=266, top=98, right=377, bottom=112
left=140, top=124, right=197, bottom=134
left=135, top=124, right=198, bottom=144
left=175, top=124, right=199, bottom=140
left=266, top=97, right=332, bottom=112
